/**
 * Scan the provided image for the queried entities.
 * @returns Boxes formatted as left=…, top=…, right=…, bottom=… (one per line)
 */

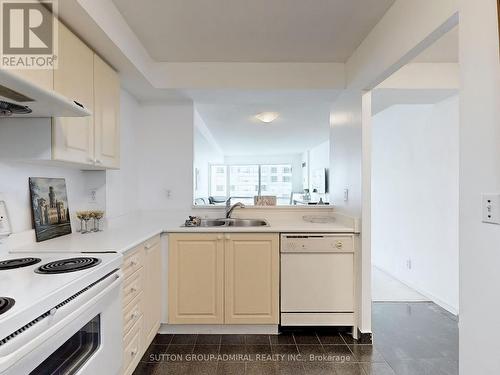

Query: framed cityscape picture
left=29, top=177, right=72, bottom=242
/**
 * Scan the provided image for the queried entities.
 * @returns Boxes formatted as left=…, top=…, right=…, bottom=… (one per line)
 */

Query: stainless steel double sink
left=197, top=218, right=269, bottom=227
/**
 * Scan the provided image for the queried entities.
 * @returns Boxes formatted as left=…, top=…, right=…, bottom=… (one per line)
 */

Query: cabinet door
left=52, top=22, right=94, bottom=164
left=168, top=234, right=224, bottom=324
left=225, top=233, right=279, bottom=324
left=93, top=54, right=120, bottom=169
left=143, top=238, right=162, bottom=346
left=8, top=69, right=53, bottom=92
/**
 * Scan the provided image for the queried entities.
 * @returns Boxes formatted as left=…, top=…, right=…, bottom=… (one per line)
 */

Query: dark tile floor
left=133, top=302, right=458, bottom=375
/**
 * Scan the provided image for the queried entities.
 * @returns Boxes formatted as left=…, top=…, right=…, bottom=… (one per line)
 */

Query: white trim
left=373, top=263, right=459, bottom=316
left=360, top=91, right=372, bottom=333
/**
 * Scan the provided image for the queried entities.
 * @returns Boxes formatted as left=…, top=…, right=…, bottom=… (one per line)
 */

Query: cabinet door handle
left=217, top=235, right=223, bottom=240
left=131, top=311, right=139, bottom=319
left=95, top=159, right=102, bottom=164
left=335, top=241, right=343, bottom=249
left=225, top=234, right=231, bottom=240
left=131, top=348, right=138, bottom=357
left=144, top=243, right=152, bottom=250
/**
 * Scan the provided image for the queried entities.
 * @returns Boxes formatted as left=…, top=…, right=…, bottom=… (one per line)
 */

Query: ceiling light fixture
left=255, top=112, right=279, bottom=123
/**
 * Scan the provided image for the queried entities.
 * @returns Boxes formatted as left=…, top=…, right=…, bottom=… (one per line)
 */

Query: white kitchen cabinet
left=142, top=237, right=162, bottom=346
left=168, top=233, right=225, bottom=324
left=121, top=235, right=162, bottom=375
left=225, top=233, right=279, bottom=324
left=8, top=68, right=54, bottom=92
left=168, top=233, right=279, bottom=325
left=52, top=22, right=95, bottom=165
left=93, top=54, right=120, bottom=169
left=0, top=21, right=121, bottom=170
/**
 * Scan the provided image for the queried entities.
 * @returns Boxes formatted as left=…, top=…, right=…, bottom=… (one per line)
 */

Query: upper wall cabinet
left=8, top=68, right=54, bottom=93
left=52, top=22, right=95, bottom=165
left=93, top=54, right=120, bottom=169
left=0, top=20, right=121, bottom=170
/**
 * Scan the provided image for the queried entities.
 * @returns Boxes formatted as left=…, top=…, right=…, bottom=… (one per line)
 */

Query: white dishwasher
left=280, top=234, right=356, bottom=327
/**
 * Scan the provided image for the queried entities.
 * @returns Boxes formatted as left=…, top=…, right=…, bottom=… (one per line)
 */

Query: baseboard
left=159, top=324, right=279, bottom=334
left=373, top=265, right=459, bottom=316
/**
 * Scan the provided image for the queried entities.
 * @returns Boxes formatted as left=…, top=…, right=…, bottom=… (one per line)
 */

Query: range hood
left=0, top=69, right=91, bottom=118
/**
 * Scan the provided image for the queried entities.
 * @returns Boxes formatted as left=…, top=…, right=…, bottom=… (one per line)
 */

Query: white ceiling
left=413, top=26, right=458, bottom=63
left=190, top=90, right=340, bottom=155
left=112, top=0, right=395, bottom=63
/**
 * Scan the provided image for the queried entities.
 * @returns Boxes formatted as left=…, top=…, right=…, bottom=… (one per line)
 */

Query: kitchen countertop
left=11, top=211, right=357, bottom=255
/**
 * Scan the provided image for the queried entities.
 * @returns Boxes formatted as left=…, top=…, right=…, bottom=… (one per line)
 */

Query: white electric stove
left=0, top=251, right=123, bottom=375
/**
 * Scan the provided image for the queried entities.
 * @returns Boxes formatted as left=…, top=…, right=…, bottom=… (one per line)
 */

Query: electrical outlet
left=88, top=189, right=97, bottom=204
left=0, top=201, right=12, bottom=236
left=406, top=258, right=412, bottom=270
left=165, top=189, right=172, bottom=199
left=482, top=194, right=500, bottom=224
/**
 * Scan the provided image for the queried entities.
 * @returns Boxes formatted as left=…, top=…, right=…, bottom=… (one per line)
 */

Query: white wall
left=224, top=153, right=303, bottom=193
left=372, top=96, right=459, bottom=313
left=330, top=91, right=363, bottom=215
left=459, top=0, right=500, bottom=373
left=330, top=90, right=371, bottom=334
left=308, top=140, right=330, bottom=195
left=193, top=110, right=224, bottom=200
left=0, top=161, right=105, bottom=234
left=136, top=102, right=194, bottom=211
left=106, top=90, right=140, bottom=218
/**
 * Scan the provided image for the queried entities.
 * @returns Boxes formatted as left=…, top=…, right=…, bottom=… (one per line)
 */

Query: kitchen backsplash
left=0, top=161, right=106, bottom=234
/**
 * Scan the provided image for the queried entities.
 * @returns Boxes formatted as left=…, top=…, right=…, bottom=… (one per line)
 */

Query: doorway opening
left=370, top=26, right=459, bottom=374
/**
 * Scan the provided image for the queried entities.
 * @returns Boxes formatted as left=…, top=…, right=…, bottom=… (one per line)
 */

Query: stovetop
left=0, top=257, right=41, bottom=270
left=0, top=297, right=15, bottom=316
left=0, top=251, right=122, bottom=341
left=35, top=257, right=101, bottom=274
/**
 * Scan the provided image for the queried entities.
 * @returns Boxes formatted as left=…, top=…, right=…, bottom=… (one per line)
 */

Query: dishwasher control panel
left=280, top=234, right=354, bottom=253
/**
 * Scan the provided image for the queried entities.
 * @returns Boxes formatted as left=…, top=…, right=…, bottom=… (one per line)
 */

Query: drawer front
left=123, top=292, right=143, bottom=336
left=123, top=268, right=143, bottom=307
left=123, top=316, right=142, bottom=375
left=143, top=235, right=160, bottom=251
left=123, top=247, right=144, bottom=279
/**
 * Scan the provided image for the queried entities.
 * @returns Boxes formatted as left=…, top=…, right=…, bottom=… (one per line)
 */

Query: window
left=210, top=165, right=227, bottom=197
left=209, top=164, right=293, bottom=205
left=261, top=164, right=293, bottom=204
left=228, top=165, right=259, bottom=204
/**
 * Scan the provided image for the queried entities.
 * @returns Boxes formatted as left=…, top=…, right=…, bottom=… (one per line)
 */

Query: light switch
left=482, top=194, right=500, bottom=225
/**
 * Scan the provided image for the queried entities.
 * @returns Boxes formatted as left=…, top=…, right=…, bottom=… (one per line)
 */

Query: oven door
left=0, top=271, right=123, bottom=375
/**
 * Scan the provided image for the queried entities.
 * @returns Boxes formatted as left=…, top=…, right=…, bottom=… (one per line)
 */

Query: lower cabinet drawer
left=123, top=248, right=144, bottom=279
left=123, top=316, right=143, bottom=375
left=123, top=292, right=143, bottom=336
left=123, top=268, right=143, bottom=307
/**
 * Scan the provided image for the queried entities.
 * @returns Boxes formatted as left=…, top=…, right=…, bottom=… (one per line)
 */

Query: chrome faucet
left=225, top=198, right=245, bottom=218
